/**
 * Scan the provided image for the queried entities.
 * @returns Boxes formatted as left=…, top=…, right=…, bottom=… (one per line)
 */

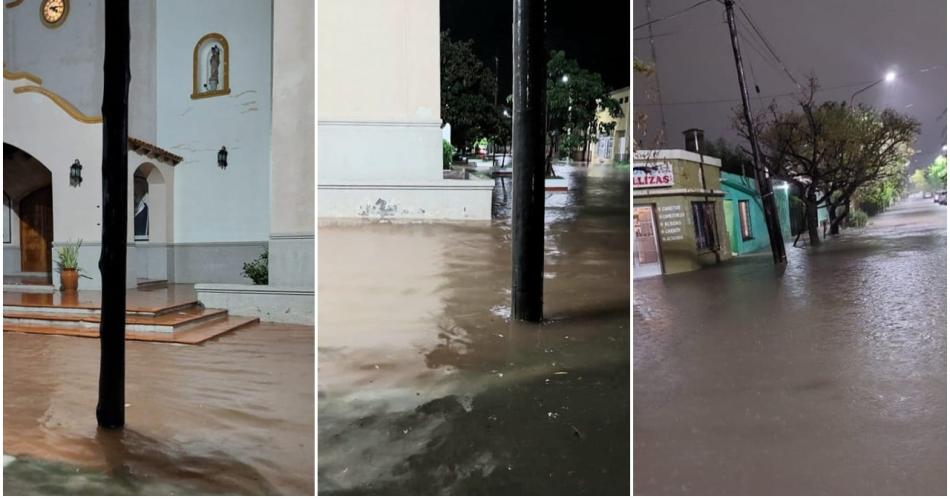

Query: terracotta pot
left=60, top=269, right=79, bottom=292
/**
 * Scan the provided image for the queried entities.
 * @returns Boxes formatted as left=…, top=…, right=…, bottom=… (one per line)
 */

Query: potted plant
left=56, top=239, right=87, bottom=292
left=241, top=250, right=269, bottom=285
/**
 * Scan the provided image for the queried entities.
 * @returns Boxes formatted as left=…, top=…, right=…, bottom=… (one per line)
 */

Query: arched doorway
left=132, top=162, right=168, bottom=281
left=3, top=143, right=54, bottom=282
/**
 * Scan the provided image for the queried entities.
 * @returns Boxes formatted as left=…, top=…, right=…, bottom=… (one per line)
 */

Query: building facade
left=720, top=171, right=793, bottom=255
left=589, top=86, right=630, bottom=165
left=632, top=149, right=731, bottom=279
left=3, top=0, right=313, bottom=323
left=317, top=0, right=493, bottom=220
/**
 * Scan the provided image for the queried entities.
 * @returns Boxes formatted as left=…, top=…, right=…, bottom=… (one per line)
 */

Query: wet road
left=634, top=197, right=947, bottom=495
left=318, top=163, right=630, bottom=495
left=3, top=323, right=314, bottom=495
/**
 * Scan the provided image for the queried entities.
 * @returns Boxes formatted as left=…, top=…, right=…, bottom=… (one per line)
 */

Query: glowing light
left=884, top=71, right=897, bottom=83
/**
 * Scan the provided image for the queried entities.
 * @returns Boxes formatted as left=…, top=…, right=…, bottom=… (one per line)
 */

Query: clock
left=40, top=0, right=68, bottom=28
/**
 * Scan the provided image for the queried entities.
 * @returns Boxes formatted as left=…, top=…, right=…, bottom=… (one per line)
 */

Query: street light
left=561, top=74, right=569, bottom=83
left=850, top=70, right=897, bottom=107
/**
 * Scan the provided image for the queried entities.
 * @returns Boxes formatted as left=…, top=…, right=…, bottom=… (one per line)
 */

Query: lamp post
left=850, top=71, right=896, bottom=108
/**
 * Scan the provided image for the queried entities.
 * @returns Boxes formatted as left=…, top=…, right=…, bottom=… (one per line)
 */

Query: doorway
left=19, top=186, right=53, bottom=274
left=633, top=204, right=662, bottom=278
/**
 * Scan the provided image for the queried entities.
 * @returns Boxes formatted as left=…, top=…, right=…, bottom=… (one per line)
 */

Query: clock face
left=41, top=0, right=68, bottom=27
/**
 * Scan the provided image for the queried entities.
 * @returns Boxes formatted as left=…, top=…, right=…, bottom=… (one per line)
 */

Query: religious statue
left=207, top=45, right=221, bottom=91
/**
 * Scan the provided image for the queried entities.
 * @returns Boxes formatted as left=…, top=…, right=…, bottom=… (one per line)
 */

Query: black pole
left=511, top=0, right=546, bottom=322
left=97, top=0, right=130, bottom=429
left=723, top=0, right=786, bottom=264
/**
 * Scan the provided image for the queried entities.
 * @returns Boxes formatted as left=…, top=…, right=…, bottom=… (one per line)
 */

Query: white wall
left=318, top=0, right=442, bottom=183
left=157, top=0, right=272, bottom=244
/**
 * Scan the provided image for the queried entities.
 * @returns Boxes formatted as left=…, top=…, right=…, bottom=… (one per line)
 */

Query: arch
left=132, top=162, right=167, bottom=243
left=191, top=33, right=230, bottom=99
left=3, top=143, right=54, bottom=279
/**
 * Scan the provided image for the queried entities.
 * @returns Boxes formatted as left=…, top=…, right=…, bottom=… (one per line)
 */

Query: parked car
left=936, top=191, right=947, bottom=205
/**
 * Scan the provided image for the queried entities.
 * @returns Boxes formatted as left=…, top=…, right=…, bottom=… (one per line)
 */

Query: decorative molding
left=195, top=283, right=314, bottom=296
left=318, top=120, right=442, bottom=128
left=3, top=68, right=43, bottom=85
left=191, top=33, right=231, bottom=100
left=270, top=232, right=314, bottom=240
left=12, top=85, right=102, bottom=123
left=318, top=181, right=495, bottom=191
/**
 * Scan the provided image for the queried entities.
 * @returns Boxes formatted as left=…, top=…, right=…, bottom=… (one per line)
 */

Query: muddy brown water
left=634, top=197, right=947, bottom=495
left=3, top=323, right=314, bottom=495
left=318, top=163, right=630, bottom=495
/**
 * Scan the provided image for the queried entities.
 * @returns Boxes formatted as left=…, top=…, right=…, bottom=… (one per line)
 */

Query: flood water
left=634, top=197, right=947, bottom=495
left=3, top=323, right=314, bottom=495
left=318, top=163, right=630, bottom=495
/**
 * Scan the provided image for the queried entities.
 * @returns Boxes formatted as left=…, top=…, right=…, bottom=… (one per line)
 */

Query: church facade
left=3, top=0, right=313, bottom=323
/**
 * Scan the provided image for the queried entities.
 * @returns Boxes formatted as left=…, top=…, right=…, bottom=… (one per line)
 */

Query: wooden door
left=20, top=186, right=53, bottom=273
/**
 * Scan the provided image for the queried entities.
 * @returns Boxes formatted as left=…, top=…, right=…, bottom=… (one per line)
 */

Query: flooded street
left=3, top=323, right=314, bottom=495
left=318, top=163, right=630, bottom=495
left=634, top=197, right=947, bottom=495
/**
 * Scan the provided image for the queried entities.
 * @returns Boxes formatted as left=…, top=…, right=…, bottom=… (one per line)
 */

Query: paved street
left=318, top=164, right=630, bottom=495
left=634, top=197, right=947, bottom=495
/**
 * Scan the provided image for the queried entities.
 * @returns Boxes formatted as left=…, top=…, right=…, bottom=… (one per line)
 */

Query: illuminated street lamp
left=850, top=70, right=897, bottom=107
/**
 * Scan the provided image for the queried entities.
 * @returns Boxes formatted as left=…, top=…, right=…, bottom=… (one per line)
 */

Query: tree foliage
left=545, top=51, right=622, bottom=170
left=737, top=76, right=919, bottom=241
left=440, top=31, right=501, bottom=155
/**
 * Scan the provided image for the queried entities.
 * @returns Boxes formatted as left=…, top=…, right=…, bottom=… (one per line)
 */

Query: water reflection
left=4, top=323, right=314, bottom=495
left=318, top=163, right=630, bottom=495
left=634, top=198, right=947, bottom=495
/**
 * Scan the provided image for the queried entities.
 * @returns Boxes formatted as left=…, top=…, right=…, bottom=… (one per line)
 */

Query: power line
left=633, top=21, right=726, bottom=41
left=644, top=0, right=669, bottom=135
left=735, top=0, right=802, bottom=88
left=633, top=0, right=716, bottom=31
left=634, top=64, right=946, bottom=108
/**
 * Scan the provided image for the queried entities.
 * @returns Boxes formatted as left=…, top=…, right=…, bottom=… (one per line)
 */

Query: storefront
left=632, top=149, right=732, bottom=279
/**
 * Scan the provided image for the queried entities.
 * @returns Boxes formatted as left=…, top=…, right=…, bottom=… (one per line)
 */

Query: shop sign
left=632, top=162, right=674, bottom=188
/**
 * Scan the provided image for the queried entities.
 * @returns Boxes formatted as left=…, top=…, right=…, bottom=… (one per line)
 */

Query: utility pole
left=97, top=0, right=130, bottom=428
left=723, top=0, right=786, bottom=264
left=511, top=0, right=546, bottom=321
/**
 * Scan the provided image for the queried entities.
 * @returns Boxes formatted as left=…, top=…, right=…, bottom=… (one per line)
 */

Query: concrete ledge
left=195, top=283, right=314, bottom=325
left=318, top=180, right=494, bottom=220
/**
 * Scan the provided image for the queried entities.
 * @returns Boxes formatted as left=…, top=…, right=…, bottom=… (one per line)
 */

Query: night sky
left=440, top=0, right=631, bottom=98
left=633, top=0, right=947, bottom=171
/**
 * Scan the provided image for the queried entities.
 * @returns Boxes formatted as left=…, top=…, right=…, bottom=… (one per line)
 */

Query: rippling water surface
left=318, top=163, right=631, bottom=495
left=634, top=197, right=947, bottom=495
left=4, top=323, right=314, bottom=495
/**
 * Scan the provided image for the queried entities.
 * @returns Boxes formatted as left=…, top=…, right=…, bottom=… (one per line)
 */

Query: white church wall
left=269, top=0, right=314, bottom=289
left=2, top=0, right=105, bottom=117
left=155, top=0, right=273, bottom=284
left=317, top=0, right=493, bottom=220
left=130, top=0, right=158, bottom=142
left=157, top=0, right=272, bottom=246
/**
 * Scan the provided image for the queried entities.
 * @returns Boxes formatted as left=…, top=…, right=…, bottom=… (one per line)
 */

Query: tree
left=910, top=168, right=930, bottom=193
left=544, top=51, right=622, bottom=174
left=926, top=154, right=947, bottom=190
left=739, top=76, right=919, bottom=241
left=440, top=31, right=499, bottom=157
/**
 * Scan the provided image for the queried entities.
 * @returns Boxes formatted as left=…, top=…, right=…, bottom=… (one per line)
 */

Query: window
left=738, top=200, right=753, bottom=240
left=692, top=201, right=719, bottom=251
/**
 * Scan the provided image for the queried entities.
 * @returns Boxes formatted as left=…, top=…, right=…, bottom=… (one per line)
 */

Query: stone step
left=136, top=279, right=168, bottom=291
left=3, top=315, right=260, bottom=345
left=2, top=298, right=199, bottom=318
left=3, top=306, right=228, bottom=334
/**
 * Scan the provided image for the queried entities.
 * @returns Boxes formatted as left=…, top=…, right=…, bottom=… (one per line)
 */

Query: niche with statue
left=191, top=33, right=230, bottom=99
